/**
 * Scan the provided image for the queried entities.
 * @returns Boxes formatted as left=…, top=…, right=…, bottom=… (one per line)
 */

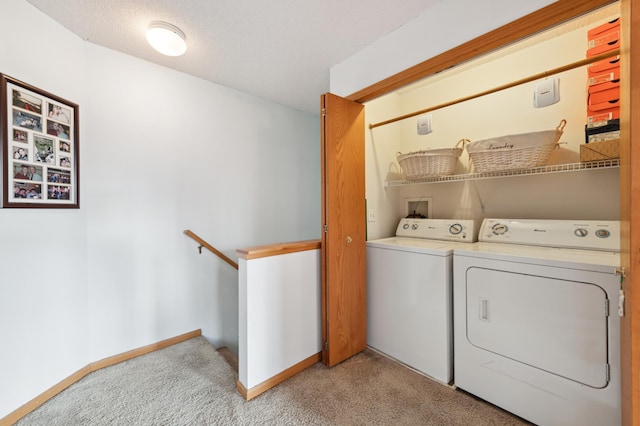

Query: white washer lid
left=366, top=237, right=456, bottom=256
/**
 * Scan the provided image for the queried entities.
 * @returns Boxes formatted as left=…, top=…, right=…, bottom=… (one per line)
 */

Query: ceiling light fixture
left=146, top=21, right=187, bottom=57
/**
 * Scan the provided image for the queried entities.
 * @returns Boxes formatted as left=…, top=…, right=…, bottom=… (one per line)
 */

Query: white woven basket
left=397, top=139, right=468, bottom=180
left=466, top=120, right=566, bottom=173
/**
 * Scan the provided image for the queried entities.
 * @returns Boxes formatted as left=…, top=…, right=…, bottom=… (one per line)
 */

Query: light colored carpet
left=15, top=336, right=530, bottom=425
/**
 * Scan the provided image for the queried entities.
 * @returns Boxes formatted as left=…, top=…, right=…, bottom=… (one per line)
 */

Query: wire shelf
left=385, top=159, right=620, bottom=187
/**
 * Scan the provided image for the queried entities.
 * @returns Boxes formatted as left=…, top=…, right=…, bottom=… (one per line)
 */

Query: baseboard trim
left=89, top=329, right=202, bottom=371
left=1, top=329, right=202, bottom=426
left=237, top=351, right=322, bottom=401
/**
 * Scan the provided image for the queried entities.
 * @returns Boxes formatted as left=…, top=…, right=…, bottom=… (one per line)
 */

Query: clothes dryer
left=366, top=218, right=477, bottom=384
left=453, top=219, right=621, bottom=426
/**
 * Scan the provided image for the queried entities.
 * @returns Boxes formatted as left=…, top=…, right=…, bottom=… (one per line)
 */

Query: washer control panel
left=479, top=218, right=620, bottom=251
left=396, top=218, right=478, bottom=242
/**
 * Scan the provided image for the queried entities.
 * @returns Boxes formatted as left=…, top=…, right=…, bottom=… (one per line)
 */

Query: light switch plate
left=533, top=77, right=559, bottom=108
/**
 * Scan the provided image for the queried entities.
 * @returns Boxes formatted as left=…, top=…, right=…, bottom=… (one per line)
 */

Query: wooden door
left=320, top=92, right=367, bottom=367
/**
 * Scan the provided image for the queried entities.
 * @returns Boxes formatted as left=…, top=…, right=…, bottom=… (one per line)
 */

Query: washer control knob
left=595, top=229, right=611, bottom=238
left=492, top=224, right=508, bottom=235
left=574, top=228, right=588, bottom=237
left=403, top=223, right=410, bottom=230
left=449, top=223, right=463, bottom=235
left=411, top=223, right=419, bottom=230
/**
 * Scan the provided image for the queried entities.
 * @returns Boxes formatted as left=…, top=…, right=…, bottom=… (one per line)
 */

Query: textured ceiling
left=26, top=0, right=440, bottom=114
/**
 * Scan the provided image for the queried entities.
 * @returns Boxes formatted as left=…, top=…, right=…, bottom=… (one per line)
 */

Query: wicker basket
left=397, top=139, right=468, bottom=180
left=466, top=120, right=566, bottom=173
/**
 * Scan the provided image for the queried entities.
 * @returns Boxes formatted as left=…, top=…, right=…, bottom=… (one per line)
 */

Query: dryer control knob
left=575, top=228, right=588, bottom=237
left=449, top=223, right=463, bottom=235
left=595, top=229, right=611, bottom=238
left=492, top=224, right=508, bottom=235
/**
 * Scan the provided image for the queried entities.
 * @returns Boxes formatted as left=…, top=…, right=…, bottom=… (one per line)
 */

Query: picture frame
left=1, top=74, right=79, bottom=208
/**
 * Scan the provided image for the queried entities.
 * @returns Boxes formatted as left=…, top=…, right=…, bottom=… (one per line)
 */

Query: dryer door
left=465, top=267, right=609, bottom=388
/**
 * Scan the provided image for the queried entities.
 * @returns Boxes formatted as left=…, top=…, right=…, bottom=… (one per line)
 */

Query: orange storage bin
left=589, top=81, right=620, bottom=96
left=588, top=98, right=620, bottom=112
left=587, top=109, right=620, bottom=127
left=587, top=18, right=620, bottom=39
left=588, top=87, right=620, bottom=106
left=588, top=68, right=619, bottom=88
left=586, top=18, right=621, bottom=129
left=588, top=55, right=620, bottom=74
left=586, top=29, right=620, bottom=57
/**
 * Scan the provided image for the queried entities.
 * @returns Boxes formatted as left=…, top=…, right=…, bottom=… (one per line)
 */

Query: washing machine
left=453, top=218, right=621, bottom=426
left=366, top=218, right=477, bottom=384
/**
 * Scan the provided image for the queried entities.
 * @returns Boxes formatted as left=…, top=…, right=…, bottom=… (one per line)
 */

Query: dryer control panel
left=396, top=218, right=478, bottom=242
left=479, top=218, right=620, bottom=251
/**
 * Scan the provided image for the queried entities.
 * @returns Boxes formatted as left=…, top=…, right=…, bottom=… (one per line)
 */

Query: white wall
left=82, top=44, right=320, bottom=361
left=0, top=1, right=90, bottom=418
left=238, top=249, right=321, bottom=391
left=330, top=0, right=556, bottom=97
left=0, top=1, right=320, bottom=419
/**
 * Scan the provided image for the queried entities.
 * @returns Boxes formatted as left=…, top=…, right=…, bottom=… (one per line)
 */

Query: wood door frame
left=343, top=0, right=638, bottom=423
left=320, top=96, right=328, bottom=364
left=620, top=0, right=639, bottom=424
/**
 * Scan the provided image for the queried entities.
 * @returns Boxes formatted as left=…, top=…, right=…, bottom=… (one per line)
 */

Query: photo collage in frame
left=2, top=74, right=79, bottom=208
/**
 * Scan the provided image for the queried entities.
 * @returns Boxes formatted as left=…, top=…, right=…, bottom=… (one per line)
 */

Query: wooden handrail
left=183, top=230, right=238, bottom=270
left=237, top=239, right=321, bottom=261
